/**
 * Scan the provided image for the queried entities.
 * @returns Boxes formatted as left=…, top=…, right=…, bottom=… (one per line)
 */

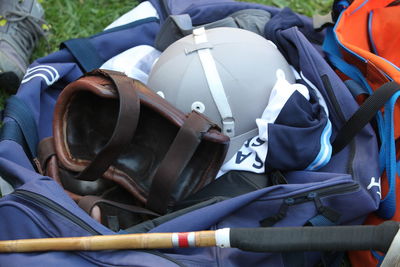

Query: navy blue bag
left=0, top=0, right=381, bottom=266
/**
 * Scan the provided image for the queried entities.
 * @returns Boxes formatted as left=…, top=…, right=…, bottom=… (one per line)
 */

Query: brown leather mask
left=43, top=69, right=229, bottom=217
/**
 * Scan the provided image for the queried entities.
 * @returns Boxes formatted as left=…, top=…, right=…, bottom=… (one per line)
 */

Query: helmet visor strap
left=192, top=27, right=235, bottom=137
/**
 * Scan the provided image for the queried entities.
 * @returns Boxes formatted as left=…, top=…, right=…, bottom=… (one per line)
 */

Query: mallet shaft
left=0, top=231, right=217, bottom=253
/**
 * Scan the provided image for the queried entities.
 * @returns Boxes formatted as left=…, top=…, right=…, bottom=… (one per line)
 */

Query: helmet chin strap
left=190, top=27, right=235, bottom=137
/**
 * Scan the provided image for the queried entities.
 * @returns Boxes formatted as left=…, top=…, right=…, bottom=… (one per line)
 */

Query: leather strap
left=37, top=136, right=56, bottom=173
left=78, top=195, right=160, bottom=217
left=76, top=69, right=140, bottom=181
left=146, top=111, right=213, bottom=214
left=37, top=136, right=63, bottom=186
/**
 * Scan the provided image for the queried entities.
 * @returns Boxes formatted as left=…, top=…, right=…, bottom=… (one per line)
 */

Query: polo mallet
left=0, top=221, right=399, bottom=260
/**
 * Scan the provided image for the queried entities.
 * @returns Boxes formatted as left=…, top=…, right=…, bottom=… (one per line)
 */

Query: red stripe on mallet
left=178, top=232, right=190, bottom=248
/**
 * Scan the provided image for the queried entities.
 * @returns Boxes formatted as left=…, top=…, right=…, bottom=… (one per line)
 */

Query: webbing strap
left=61, top=38, right=104, bottom=72
left=0, top=96, right=39, bottom=159
left=378, top=90, right=400, bottom=219
left=0, top=120, right=25, bottom=151
left=78, top=195, right=159, bottom=218
left=307, top=214, right=336, bottom=227
left=332, top=82, right=400, bottom=154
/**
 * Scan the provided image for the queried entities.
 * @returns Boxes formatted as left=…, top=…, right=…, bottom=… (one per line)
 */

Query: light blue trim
left=349, top=0, right=369, bottom=15
left=323, top=27, right=372, bottom=95
left=367, top=10, right=378, bottom=55
left=333, top=10, right=367, bottom=64
left=306, top=120, right=333, bottom=171
left=371, top=249, right=385, bottom=265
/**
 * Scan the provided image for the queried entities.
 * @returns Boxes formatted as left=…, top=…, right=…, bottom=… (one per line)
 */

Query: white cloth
left=100, top=1, right=161, bottom=84
left=104, top=1, right=159, bottom=30
left=100, top=45, right=161, bottom=84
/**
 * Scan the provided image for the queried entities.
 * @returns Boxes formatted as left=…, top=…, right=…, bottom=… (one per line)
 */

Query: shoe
left=0, top=0, right=48, bottom=93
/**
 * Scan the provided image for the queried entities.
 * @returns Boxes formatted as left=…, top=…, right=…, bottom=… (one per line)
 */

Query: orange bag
left=328, top=0, right=400, bottom=265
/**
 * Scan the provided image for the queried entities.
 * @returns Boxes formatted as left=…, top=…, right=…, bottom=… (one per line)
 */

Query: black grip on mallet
left=230, top=221, right=399, bottom=253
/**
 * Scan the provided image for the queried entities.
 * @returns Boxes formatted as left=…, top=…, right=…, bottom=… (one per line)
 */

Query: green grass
left=33, top=0, right=333, bottom=60
left=33, top=0, right=139, bottom=59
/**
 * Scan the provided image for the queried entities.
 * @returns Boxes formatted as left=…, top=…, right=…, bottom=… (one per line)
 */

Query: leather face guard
left=52, top=69, right=229, bottom=214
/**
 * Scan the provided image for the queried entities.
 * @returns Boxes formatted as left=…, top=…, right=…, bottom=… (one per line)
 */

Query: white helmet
left=147, top=27, right=295, bottom=162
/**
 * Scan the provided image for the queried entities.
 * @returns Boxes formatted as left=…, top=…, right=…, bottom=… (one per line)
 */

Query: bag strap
left=78, top=195, right=160, bottom=231
left=37, top=136, right=56, bottom=173
left=78, top=195, right=160, bottom=217
left=0, top=96, right=40, bottom=172
left=146, top=111, right=214, bottom=214
left=76, top=70, right=140, bottom=181
left=332, top=81, right=400, bottom=154
left=0, top=96, right=39, bottom=158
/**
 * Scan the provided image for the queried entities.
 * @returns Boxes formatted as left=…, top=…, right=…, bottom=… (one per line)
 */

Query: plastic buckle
left=222, top=117, right=235, bottom=137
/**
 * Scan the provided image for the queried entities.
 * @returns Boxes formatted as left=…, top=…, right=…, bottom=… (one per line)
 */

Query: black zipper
left=321, top=75, right=357, bottom=176
left=321, top=74, right=347, bottom=125
left=284, top=182, right=359, bottom=205
left=12, top=189, right=188, bottom=266
left=260, top=182, right=359, bottom=226
left=14, top=189, right=101, bottom=235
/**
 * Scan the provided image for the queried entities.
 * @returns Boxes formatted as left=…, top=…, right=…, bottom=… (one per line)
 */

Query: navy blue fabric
left=266, top=91, right=328, bottom=171
left=344, top=79, right=368, bottom=98
left=61, top=38, right=104, bottom=72
left=264, top=7, right=304, bottom=68
left=0, top=1, right=381, bottom=266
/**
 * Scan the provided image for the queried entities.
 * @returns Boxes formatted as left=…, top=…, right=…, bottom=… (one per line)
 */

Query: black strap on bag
left=332, top=81, right=400, bottom=154
left=78, top=195, right=160, bottom=232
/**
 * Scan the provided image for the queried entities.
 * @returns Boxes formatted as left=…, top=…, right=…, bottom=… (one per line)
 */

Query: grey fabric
left=154, top=14, right=194, bottom=51
left=229, top=8, right=272, bottom=35
left=155, top=9, right=272, bottom=51
left=0, top=0, right=48, bottom=84
left=0, top=176, right=13, bottom=197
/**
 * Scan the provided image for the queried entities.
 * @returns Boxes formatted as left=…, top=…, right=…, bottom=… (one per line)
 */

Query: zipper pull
left=259, top=198, right=293, bottom=227
left=306, top=192, right=341, bottom=226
